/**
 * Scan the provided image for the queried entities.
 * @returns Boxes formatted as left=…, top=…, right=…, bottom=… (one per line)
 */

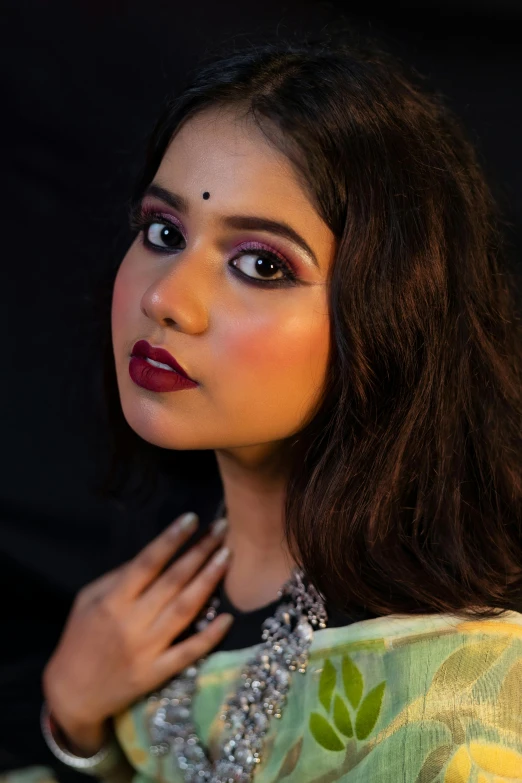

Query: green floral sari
left=4, top=611, right=522, bottom=783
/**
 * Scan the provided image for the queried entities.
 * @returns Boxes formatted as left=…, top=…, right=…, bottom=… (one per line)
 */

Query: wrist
left=43, top=664, right=105, bottom=740
left=41, top=701, right=117, bottom=771
left=49, top=710, right=110, bottom=757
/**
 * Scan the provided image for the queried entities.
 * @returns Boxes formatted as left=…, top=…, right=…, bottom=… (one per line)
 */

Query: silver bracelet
left=40, top=701, right=114, bottom=770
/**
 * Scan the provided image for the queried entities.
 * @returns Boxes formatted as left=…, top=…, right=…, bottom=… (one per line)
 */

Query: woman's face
left=111, top=107, right=336, bottom=460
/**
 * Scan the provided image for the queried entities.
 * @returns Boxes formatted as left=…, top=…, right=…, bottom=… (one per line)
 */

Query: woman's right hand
left=42, top=511, right=232, bottom=754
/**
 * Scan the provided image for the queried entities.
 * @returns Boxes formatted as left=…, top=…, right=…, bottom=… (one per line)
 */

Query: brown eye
left=146, top=221, right=185, bottom=250
left=231, top=252, right=286, bottom=281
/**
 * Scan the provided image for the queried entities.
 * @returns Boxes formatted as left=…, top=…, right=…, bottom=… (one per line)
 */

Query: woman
left=39, top=31, right=522, bottom=783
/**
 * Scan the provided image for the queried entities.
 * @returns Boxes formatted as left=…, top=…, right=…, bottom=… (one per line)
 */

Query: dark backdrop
left=1, top=1, right=520, bottom=779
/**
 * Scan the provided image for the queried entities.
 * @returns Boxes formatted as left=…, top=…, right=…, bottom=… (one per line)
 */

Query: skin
left=112, top=106, right=337, bottom=610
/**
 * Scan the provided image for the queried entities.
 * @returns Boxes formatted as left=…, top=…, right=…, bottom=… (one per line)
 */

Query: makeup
left=129, top=339, right=199, bottom=392
left=129, top=203, right=304, bottom=289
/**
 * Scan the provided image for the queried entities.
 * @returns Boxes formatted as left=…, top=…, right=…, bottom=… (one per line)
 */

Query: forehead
left=156, top=108, right=318, bottom=219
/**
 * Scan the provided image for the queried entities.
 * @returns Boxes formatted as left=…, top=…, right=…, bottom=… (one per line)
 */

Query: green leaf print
left=318, top=659, right=337, bottom=713
left=342, top=655, right=363, bottom=709
left=355, top=681, right=386, bottom=740
left=333, top=694, right=353, bottom=737
left=309, top=712, right=345, bottom=752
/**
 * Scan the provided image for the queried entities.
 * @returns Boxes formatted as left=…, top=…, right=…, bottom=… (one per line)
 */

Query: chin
left=121, top=399, right=218, bottom=451
left=119, top=398, right=179, bottom=448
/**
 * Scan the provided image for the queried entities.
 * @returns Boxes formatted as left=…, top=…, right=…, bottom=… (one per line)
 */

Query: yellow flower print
left=481, top=777, right=517, bottom=783
left=469, top=742, right=522, bottom=779
left=444, top=743, right=522, bottom=782
left=478, top=777, right=521, bottom=783
left=444, top=746, right=472, bottom=782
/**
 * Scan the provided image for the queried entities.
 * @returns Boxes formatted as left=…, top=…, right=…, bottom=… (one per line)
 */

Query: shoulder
left=292, top=611, right=522, bottom=782
left=306, top=609, right=522, bottom=717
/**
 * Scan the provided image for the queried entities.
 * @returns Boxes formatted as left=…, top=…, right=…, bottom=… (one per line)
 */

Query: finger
left=151, top=545, right=232, bottom=641
left=150, top=613, right=234, bottom=687
left=138, top=518, right=228, bottom=617
left=75, top=564, right=128, bottom=607
left=116, top=512, right=199, bottom=600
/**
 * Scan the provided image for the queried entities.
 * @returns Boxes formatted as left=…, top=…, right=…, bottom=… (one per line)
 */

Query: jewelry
left=40, top=701, right=124, bottom=771
left=147, top=568, right=328, bottom=783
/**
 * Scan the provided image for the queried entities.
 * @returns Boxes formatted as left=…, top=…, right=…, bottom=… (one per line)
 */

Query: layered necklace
left=146, top=500, right=328, bottom=783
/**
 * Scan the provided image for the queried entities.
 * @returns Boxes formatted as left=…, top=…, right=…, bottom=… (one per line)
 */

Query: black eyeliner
left=129, top=205, right=306, bottom=288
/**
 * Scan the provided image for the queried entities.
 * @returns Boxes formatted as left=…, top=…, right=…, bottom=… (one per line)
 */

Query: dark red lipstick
left=129, top=339, right=199, bottom=392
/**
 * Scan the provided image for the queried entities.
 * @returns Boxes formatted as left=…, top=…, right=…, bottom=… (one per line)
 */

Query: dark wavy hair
left=95, top=28, right=522, bottom=619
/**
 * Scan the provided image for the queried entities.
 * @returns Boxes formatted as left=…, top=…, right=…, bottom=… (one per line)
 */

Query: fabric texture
left=8, top=610, right=522, bottom=783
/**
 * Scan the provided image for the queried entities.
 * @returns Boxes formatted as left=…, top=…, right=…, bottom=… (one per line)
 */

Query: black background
left=1, top=0, right=520, bottom=778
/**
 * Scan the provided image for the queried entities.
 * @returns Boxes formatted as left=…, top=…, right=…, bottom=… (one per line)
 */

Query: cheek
left=223, top=307, right=330, bottom=388
left=111, top=260, right=138, bottom=341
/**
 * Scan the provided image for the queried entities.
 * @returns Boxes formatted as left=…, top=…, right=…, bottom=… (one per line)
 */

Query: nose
left=140, top=250, right=210, bottom=333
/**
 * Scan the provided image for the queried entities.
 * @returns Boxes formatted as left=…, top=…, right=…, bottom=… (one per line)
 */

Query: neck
left=214, top=442, right=296, bottom=612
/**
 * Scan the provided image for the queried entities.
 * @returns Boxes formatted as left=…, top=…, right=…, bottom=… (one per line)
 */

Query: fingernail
left=174, top=512, right=198, bottom=534
left=212, top=546, right=231, bottom=566
left=211, top=517, right=228, bottom=537
left=215, top=613, right=234, bottom=631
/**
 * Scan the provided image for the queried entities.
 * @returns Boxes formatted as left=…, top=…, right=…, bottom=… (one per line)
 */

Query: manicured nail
left=173, top=512, right=198, bottom=534
left=215, top=613, right=234, bottom=631
left=212, top=546, right=231, bottom=566
left=211, top=517, right=228, bottom=537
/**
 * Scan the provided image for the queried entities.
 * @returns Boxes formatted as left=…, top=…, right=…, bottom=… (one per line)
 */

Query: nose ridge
left=140, top=252, right=210, bottom=332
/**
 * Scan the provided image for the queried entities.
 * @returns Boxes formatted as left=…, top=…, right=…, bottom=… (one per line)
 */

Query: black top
left=212, top=580, right=377, bottom=654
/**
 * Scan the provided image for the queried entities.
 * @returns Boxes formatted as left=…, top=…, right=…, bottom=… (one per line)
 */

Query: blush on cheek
left=227, top=320, right=325, bottom=375
left=226, top=328, right=281, bottom=372
left=223, top=319, right=329, bottom=434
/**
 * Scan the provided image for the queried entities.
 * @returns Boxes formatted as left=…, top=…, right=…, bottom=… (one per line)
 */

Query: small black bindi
left=202, top=191, right=210, bottom=200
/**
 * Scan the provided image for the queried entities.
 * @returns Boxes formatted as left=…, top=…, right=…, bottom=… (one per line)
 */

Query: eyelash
left=128, top=205, right=301, bottom=289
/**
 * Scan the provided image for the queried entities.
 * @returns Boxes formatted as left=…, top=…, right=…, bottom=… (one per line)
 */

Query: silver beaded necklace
left=146, top=500, right=328, bottom=783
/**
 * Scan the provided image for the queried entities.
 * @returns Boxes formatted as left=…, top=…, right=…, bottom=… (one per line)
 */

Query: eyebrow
left=142, top=183, right=320, bottom=269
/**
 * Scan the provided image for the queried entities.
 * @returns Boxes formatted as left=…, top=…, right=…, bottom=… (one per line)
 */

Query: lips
left=130, top=339, right=195, bottom=381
